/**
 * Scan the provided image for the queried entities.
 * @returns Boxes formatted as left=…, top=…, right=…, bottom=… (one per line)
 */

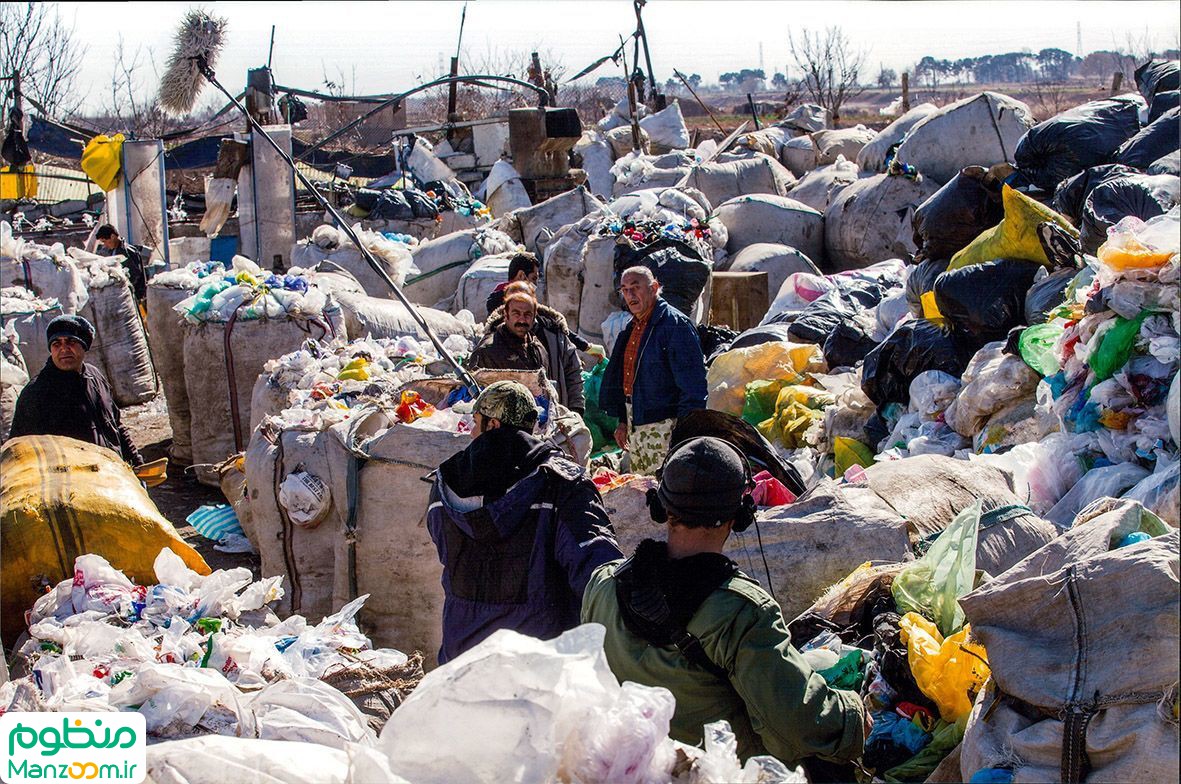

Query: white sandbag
left=606, top=125, right=649, bottom=158
left=541, top=217, right=595, bottom=330
left=335, top=292, right=477, bottom=343
left=960, top=500, right=1178, bottom=784
left=894, top=92, right=1035, bottom=185
left=824, top=172, right=940, bottom=270
left=515, top=186, right=603, bottom=260
left=611, top=155, right=690, bottom=197
left=454, top=253, right=512, bottom=322
left=777, top=104, right=828, bottom=135
left=0, top=286, right=63, bottom=376
left=406, top=228, right=517, bottom=308
left=168, top=235, right=212, bottom=266
left=598, top=97, right=648, bottom=132
left=712, top=194, right=825, bottom=262
left=79, top=264, right=157, bottom=406
left=727, top=243, right=822, bottom=308
left=811, top=126, right=877, bottom=167
left=857, top=102, right=939, bottom=173
left=638, top=100, right=691, bottom=153
left=732, top=128, right=789, bottom=158
left=786, top=156, right=860, bottom=213
left=573, top=132, right=617, bottom=199
left=0, top=224, right=89, bottom=314
left=290, top=225, right=417, bottom=299
left=1, top=326, right=27, bottom=441
left=184, top=313, right=344, bottom=485
left=483, top=160, right=532, bottom=218
left=683, top=154, right=795, bottom=211
left=406, top=138, right=458, bottom=185
left=575, top=235, right=619, bottom=343
left=780, top=136, right=818, bottom=177
left=147, top=278, right=199, bottom=464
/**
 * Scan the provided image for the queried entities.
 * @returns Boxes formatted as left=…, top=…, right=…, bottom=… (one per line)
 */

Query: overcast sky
left=56, top=1, right=1180, bottom=113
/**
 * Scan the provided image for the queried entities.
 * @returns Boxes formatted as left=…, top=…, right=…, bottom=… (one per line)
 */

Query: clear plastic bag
left=1046, top=462, right=1152, bottom=527
left=1096, top=206, right=1180, bottom=271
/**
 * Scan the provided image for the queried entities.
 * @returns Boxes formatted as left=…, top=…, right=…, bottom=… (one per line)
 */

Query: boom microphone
left=158, top=10, right=228, bottom=115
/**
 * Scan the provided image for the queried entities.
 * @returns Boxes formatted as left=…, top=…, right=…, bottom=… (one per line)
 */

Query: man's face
left=471, top=412, right=500, bottom=439
left=506, top=298, right=536, bottom=340
left=99, top=235, right=120, bottom=251
left=511, top=268, right=539, bottom=285
left=49, top=336, right=86, bottom=372
left=620, top=273, right=658, bottom=317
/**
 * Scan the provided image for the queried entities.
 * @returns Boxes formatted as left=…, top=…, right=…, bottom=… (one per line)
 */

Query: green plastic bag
left=1018, top=322, right=1064, bottom=377
left=581, top=359, right=619, bottom=451
left=883, top=717, right=967, bottom=783
left=741, top=379, right=786, bottom=426
left=1089, top=311, right=1148, bottom=382
left=817, top=649, right=865, bottom=691
left=892, top=500, right=981, bottom=637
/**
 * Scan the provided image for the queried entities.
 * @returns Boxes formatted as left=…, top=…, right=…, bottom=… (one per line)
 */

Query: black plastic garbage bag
left=787, top=281, right=884, bottom=345
left=1135, top=59, right=1181, bottom=103
left=613, top=239, right=711, bottom=317
left=1081, top=172, right=1180, bottom=252
left=934, top=258, right=1040, bottom=347
left=698, top=324, right=739, bottom=364
left=1149, top=90, right=1180, bottom=123
left=904, top=258, right=950, bottom=318
left=723, top=323, right=796, bottom=354
left=352, top=188, right=382, bottom=213
left=912, top=166, right=1004, bottom=262
left=823, top=321, right=879, bottom=368
left=403, top=189, right=441, bottom=220
left=1024, top=267, right=1078, bottom=325
left=1013, top=97, right=1144, bottom=192
left=1149, top=150, right=1180, bottom=176
left=1052, top=164, right=1138, bottom=224
left=1115, top=107, right=1181, bottom=170
left=861, top=320, right=973, bottom=407
left=368, top=190, right=417, bottom=221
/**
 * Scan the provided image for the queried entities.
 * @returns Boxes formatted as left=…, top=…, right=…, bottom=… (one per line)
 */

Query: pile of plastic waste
left=1, top=549, right=417, bottom=746
left=174, top=256, right=339, bottom=324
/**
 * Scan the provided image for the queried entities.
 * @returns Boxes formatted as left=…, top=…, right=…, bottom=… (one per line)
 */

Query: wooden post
left=901, top=72, right=910, bottom=113
left=1110, top=71, right=1124, bottom=95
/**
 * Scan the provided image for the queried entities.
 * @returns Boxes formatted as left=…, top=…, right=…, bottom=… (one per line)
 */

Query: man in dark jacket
left=582, top=437, right=868, bottom=767
left=484, top=252, right=540, bottom=315
left=95, top=224, right=147, bottom=303
left=600, top=267, right=707, bottom=474
left=468, top=285, right=586, bottom=413
left=8, top=315, right=143, bottom=466
left=426, top=380, right=621, bottom=663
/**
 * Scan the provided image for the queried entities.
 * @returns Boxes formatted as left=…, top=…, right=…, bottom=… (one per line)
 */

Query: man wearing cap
left=600, top=266, right=706, bottom=474
left=425, top=380, right=622, bottom=663
left=8, top=315, right=143, bottom=466
left=468, top=283, right=587, bottom=413
left=582, top=436, right=867, bottom=768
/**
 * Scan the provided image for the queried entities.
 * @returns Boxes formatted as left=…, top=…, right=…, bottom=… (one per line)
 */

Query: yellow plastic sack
left=1, top=436, right=210, bottom=647
left=80, top=133, right=125, bottom=192
left=899, top=612, right=991, bottom=723
left=707, top=341, right=827, bottom=415
left=920, top=290, right=943, bottom=322
left=947, top=185, right=1076, bottom=270
left=756, top=384, right=834, bottom=448
left=833, top=436, right=876, bottom=476
left=0, top=164, right=38, bottom=200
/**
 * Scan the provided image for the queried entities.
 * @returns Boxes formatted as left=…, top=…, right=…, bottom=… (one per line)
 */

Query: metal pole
left=674, top=70, right=724, bottom=135
left=196, top=58, right=480, bottom=394
left=633, top=0, right=658, bottom=97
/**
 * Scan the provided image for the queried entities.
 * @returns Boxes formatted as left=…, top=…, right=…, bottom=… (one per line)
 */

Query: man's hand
left=614, top=422, right=629, bottom=450
left=586, top=343, right=606, bottom=359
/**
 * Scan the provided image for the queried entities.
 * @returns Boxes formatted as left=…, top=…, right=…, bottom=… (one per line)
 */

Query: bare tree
left=0, top=2, right=86, bottom=120
left=787, top=26, right=868, bottom=127
left=99, top=38, right=172, bottom=138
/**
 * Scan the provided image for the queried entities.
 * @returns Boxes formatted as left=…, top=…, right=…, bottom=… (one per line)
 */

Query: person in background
left=95, top=224, right=147, bottom=304
left=425, top=380, right=622, bottom=663
left=7, top=315, right=142, bottom=466
left=485, top=251, right=541, bottom=314
left=468, top=283, right=586, bottom=413
left=599, top=266, right=707, bottom=474
left=582, top=436, right=868, bottom=768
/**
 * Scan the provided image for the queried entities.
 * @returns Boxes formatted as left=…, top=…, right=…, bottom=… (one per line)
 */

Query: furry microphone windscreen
left=158, top=10, right=228, bottom=115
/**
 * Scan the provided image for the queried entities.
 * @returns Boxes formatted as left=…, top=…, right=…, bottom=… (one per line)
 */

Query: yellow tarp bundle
left=80, top=133, right=125, bottom=192
left=1, top=435, right=210, bottom=647
left=947, top=184, right=1076, bottom=270
left=899, top=612, right=991, bottom=723
left=0, top=164, right=38, bottom=200
left=707, top=341, right=827, bottom=415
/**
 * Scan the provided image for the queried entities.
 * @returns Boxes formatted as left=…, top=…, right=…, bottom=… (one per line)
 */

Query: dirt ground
left=121, top=398, right=261, bottom=577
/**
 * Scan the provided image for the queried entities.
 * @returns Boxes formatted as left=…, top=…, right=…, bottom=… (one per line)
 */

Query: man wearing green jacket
left=581, top=436, right=867, bottom=767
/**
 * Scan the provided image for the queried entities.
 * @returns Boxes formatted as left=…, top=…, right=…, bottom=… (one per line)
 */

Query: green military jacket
left=581, top=559, right=866, bottom=765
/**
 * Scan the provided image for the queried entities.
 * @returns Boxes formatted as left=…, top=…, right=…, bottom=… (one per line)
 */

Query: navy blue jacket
left=426, top=432, right=622, bottom=663
left=600, top=298, right=707, bottom=427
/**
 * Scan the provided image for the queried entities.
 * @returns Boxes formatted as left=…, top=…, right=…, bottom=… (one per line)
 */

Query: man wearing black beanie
left=7, top=315, right=142, bottom=466
left=582, top=436, right=867, bottom=770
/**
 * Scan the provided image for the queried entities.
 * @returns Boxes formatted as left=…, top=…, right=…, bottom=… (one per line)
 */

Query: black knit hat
left=46, top=314, right=95, bottom=351
left=657, top=436, right=748, bottom=527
